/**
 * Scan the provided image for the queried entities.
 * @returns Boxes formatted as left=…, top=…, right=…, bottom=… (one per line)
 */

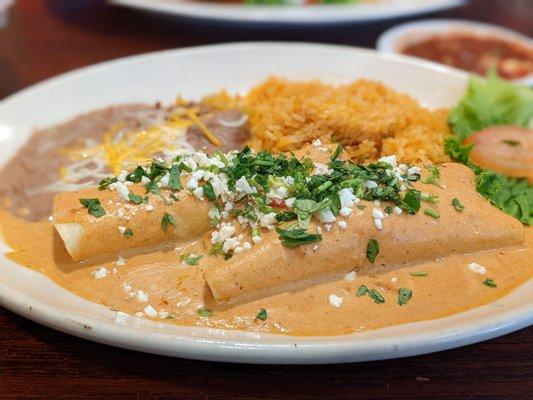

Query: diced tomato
left=464, top=126, right=532, bottom=182
left=269, top=198, right=286, bottom=208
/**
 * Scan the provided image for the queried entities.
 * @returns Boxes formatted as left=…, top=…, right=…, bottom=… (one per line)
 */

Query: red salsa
left=401, top=34, right=533, bottom=80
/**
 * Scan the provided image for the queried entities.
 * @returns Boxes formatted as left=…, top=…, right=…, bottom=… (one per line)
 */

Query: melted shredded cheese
left=50, top=107, right=222, bottom=193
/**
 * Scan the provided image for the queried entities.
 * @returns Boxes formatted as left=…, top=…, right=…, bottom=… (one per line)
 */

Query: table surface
left=0, top=0, right=532, bottom=399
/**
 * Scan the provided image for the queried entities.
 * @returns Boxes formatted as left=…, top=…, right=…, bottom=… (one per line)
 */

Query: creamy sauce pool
left=1, top=211, right=530, bottom=336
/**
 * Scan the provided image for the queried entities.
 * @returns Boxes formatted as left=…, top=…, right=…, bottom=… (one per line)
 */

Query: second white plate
left=109, top=0, right=465, bottom=26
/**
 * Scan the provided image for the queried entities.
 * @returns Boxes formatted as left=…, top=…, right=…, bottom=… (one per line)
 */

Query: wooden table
left=0, top=1, right=532, bottom=399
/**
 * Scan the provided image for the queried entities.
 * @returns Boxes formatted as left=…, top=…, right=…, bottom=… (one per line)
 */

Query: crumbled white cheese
left=114, top=312, right=129, bottom=325
left=344, top=271, right=357, bottom=281
left=135, top=290, right=149, bottom=303
left=324, top=223, right=333, bottom=232
left=285, top=197, right=296, bottom=207
left=144, top=203, right=154, bottom=211
left=92, top=267, right=108, bottom=279
left=407, top=166, right=421, bottom=176
left=365, top=180, right=378, bottom=189
left=338, top=220, right=347, bottom=229
left=379, top=155, right=397, bottom=167
left=312, top=244, right=319, bottom=251
left=186, top=178, right=198, bottom=190
left=467, top=262, right=487, bottom=275
left=159, top=174, right=169, bottom=187
left=252, top=235, right=262, bottom=244
left=312, top=139, right=322, bottom=147
left=393, top=206, right=403, bottom=215
left=210, top=175, right=228, bottom=197
left=222, top=236, right=240, bottom=253
left=374, top=218, right=383, bottom=230
left=317, top=208, right=336, bottom=223
left=118, top=226, right=126, bottom=234
left=314, top=163, right=333, bottom=175
left=192, top=187, right=205, bottom=200
left=338, top=188, right=357, bottom=208
left=115, top=256, right=126, bottom=266
left=328, top=294, right=343, bottom=308
left=113, top=181, right=130, bottom=200
left=134, top=312, right=144, bottom=318
left=372, top=208, right=385, bottom=220
left=216, top=224, right=236, bottom=243
left=242, top=242, right=251, bottom=250
left=235, top=176, right=255, bottom=194
left=391, top=277, right=398, bottom=283
left=259, top=212, right=277, bottom=228
left=143, top=305, right=158, bottom=317
left=339, top=206, right=352, bottom=217
left=121, top=283, right=132, bottom=293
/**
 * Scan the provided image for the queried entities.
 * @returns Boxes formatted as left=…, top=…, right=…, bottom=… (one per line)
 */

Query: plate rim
left=108, top=0, right=466, bottom=25
left=0, top=42, right=531, bottom=364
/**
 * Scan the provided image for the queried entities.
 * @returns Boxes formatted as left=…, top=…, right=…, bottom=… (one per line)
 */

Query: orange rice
left=203, top=77, right=452, bottom=164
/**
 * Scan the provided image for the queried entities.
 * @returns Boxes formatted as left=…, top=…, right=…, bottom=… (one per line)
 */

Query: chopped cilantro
left=422, top=165, right=441, bottom=186
left=210, top=242, right=232, bottom=260
left=366, top=239, right=379, bottom=263
left=146, top=181, right=162, bottom=196
left=421, top=193, right=439, bottom=203
left=168, top=164, right=182, bottom=190
left=502, top=139, right=520, bottom=146
left=203, top=181, right=216, bottom=201
left=169, top=193, right=180, bottom=202
left=275, top=211, right=298, bottom=222
left=79, top=198, right=106, bottom=218
left=161, top=212, right=176, bottom=231
left=384, top=206, right=393, bottom=214
left=276, top=227, right=322, bottom=248
left=400, top=189, right=421, bottom=214
left=397, top=287, right=412, bottom=306
left=123, top=228, right=133, bottom=239
left=410, top=271, right=428, bottom=277
left=98, top=176, right=117, bottom=190
left=356, top=285, right=369, bottom=297
left=483, top=278, right=497, bottom=288
left=452, top=197, right=465, bottom=211
left=197, top=308, right=213, bottom=317
left=424, top=208, right=440, bottom=219
left=181, top=253, right=203, bottom=266
left=128, top=192, right=147, bottom=204
left=330, top=145, right=344, bottom=161
left=126, top=166, right=146, bottom=183
left=369, top=289, right=385, bottom=304
left=255, top=308, right=268, bottom=321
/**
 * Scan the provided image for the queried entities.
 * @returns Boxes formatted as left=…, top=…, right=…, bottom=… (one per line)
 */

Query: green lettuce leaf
left=449, top=71, right=533, bottom=142
left=446, top=72, right=533, bottom=225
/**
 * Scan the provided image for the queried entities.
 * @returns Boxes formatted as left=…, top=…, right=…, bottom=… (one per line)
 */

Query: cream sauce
left=0, top=211, right=530, bottom=336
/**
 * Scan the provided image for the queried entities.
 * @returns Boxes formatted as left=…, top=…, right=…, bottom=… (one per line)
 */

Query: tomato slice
left=464, top=126, right=533, bottom=182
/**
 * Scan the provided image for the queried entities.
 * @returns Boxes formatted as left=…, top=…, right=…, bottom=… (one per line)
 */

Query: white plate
left=109, top=0, right=465, bottom=26
left=376, top=19, right=533, bottom=85
left=0, top=43, right=531, bottom=364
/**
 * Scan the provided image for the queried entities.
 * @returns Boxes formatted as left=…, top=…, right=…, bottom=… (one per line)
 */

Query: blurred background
left=0, top=0, right=531, bottom=99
